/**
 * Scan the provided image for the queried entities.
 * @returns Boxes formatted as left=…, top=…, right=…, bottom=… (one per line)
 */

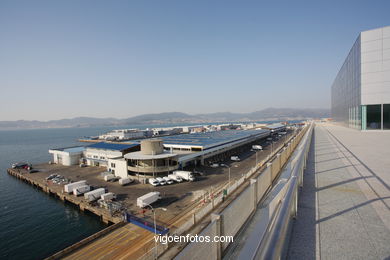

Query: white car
left=163, top=176, right=174, bottom=185
left=156, top=177, right=166, bottom=185
left=210, top=163, right=219, bottom=168
left=149, top=178, right=159, bottom=186
left=231, top=156, right=240, bottom=162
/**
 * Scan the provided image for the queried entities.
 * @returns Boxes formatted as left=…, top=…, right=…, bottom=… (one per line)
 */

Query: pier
left=7, top=168, right=122, bottom=224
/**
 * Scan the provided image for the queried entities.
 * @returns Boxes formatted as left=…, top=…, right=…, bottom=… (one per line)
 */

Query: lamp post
left=145, top=204, right=167, bottom=259
left=228, top=167, right=231, bottom=186
left=222, top=165, right=231, bottom=186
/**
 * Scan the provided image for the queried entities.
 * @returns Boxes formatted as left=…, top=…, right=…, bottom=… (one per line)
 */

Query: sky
left=0, top=0, right=389, bottom=121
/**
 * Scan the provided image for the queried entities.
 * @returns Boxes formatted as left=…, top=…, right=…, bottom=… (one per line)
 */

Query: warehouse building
left=331, top=25, right=390, bottom=130
left=49, top=146, right=85, bottom=166
left=263, top=123, right=286, bottom=133
left=159, top=129, right=271, bottom=168
left=84, top=142, right=139, bottom=167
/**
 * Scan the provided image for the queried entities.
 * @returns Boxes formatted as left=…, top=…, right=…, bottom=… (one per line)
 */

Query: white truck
left=104, top=174, right=115, bottom=182
left=119, top=177, right=133, bottom=186
left=100, top=192, right=116, bottom=201
left=173, top=170, right=195, bottom=182
left=137, top=192, right=161, bottom=208
left=64, top=180, right=87, bottom=193
left=84, top=188, right=106, bottom=202
left=168, top=174, right=183, bottom=182
left=73, top=185, right=90, bottom=196
left=252, top=145, right=263, bottom=150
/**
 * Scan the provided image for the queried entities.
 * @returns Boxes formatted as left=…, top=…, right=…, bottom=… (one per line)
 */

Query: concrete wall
left=175, top=221, right=218, bottom=260
left=361, top=26, right=390, bottom=105
left=107, top=158, right=128, bottom=179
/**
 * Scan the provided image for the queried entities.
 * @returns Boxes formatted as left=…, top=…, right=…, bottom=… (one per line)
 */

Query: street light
left=221, top=164, right=231, bottom=186
left=145, top=204, right=167, bottom=259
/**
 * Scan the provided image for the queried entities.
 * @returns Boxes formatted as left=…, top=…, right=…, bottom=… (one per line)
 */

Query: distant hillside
left=0, top=108, right=329, bottom=130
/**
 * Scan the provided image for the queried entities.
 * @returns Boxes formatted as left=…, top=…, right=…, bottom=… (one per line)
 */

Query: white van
left=163, top=176, right=174, bottom=185
left=156, top=177, right=166, bottom=185
left=149, top=178, right=159, bottom=186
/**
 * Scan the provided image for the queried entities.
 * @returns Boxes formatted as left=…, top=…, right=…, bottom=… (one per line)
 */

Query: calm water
left=0, top=120, right=286, bottom=259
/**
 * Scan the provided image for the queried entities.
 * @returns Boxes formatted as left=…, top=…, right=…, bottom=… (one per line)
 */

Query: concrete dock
left=287, top=123, right=390, bottom=259
left=7, top=167, right=123, bottom=224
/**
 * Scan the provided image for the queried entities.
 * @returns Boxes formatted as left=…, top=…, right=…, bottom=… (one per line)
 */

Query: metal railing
left=245, top=122, right=313, bottom=260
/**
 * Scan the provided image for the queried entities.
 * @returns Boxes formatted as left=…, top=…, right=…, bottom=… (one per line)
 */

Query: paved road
left=287, top=123, right=390, bottom=260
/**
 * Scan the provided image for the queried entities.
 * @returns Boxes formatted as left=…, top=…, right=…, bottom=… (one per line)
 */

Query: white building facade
left=331, top=26, right=390, bottom=130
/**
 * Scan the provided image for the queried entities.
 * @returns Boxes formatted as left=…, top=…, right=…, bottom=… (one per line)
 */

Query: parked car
left=12, top=162, right=31, bottom=169
left=231, top=156, right=240, bottom=162
left=156, top=177, right=166, bottom=185
left=149, top=178, right=159, bottom=186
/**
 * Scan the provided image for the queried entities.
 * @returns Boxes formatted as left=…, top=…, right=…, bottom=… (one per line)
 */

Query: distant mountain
left=0, top=108, right=329, bottom=130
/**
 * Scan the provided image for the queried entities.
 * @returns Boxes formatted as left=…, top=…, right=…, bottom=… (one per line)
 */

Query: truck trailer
left=64, top=180, right=87, bottom=193
left=100, top=192, right=116, bottom=201
left=73, top=185, right=90, bottom=196
left=119, top=178, right=133, bottom=186
left=84, top=188, right=106, bottom=202
left=137, top=192, right=161, bottom=208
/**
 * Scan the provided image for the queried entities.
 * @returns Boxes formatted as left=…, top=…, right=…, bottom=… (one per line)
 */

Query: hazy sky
left=1, top=0, right=389, bottom=121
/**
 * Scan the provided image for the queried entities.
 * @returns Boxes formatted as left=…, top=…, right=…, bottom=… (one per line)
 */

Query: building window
left=100, top=156, right=105, bottom=160
left=366, top=105, right=381, bottom=130
left=93, top=155, right=98, bottom=159
left=383, top=104, right=390, bottom=130
left=111, top=163, right=116, bottom=168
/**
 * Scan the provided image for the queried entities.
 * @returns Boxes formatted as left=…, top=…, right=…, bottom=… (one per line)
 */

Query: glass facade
left=383, top=104, right=390, bottom=130
left=331, top=37, right=361, bottom=129
left=366, top=105, right=381, bottom=129
left=332, top=26, right=390, bottom=130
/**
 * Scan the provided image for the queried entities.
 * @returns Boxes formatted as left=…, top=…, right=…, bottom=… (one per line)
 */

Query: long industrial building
left=49, top=125, right=290, bottom=178
left=331, top=25, right=390, bottom=130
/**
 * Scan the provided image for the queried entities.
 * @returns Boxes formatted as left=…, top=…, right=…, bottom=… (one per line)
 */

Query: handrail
left=253, top=123, right=314, bottom=259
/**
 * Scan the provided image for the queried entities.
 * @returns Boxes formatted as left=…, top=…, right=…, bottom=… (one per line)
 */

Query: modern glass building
left=331, top=26, right=390, bottom=130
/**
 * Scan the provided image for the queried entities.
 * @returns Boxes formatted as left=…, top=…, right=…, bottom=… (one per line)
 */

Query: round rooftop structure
left=140, top=139, right=164, bottom=155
